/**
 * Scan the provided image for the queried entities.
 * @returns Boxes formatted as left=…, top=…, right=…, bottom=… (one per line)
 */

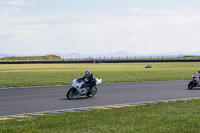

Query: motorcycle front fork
left=192, top=80, right=198, bottom=86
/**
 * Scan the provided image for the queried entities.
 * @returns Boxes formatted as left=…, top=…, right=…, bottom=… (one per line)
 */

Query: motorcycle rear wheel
left=87, top=86, right=97, bottom=97
left=188, top=81, right=194, bottom=89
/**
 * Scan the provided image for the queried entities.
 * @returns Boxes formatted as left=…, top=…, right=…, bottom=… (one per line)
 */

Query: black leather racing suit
left=81, top=73, right=96, bottom=91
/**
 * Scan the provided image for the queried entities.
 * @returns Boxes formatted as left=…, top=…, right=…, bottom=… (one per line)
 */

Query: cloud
left=16, top=24, right=48, bottom=29
left=1, top=7, right=200, bottom=55
left=0, top=12, right=79, bottom=27
left=130, top=8, right=182, bottom=14
left=0, top=7, right=20, bottom=13
left=4, top=0, right=34, bottom=6
left=6, top=13, right=199, bottom=54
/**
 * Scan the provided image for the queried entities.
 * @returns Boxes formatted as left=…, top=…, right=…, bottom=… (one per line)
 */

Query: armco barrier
left=0, top=59, right=200, bottom=64
left=99, top=59, right=200, bottom=63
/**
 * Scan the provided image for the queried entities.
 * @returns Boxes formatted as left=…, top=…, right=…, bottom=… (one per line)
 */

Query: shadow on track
left=187, top=88, right=200, bottom=90
left=185, top=87, right=200, bottom=90
left=60, top=97, right=89, bottom=100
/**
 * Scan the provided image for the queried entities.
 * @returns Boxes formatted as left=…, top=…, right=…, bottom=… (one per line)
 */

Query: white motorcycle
left=66, top=77, right=102, bottom=99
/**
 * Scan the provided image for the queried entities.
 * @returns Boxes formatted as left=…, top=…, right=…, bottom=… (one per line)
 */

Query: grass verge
left=0, top=62, right=199, bottom=88
left=1, top=99, right=200, bottom=132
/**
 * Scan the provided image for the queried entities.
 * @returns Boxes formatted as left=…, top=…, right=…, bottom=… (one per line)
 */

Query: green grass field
left=0, top=62, right=199, bottom=88
left=1, top=99, right=200, bottom=133
left=1, top=62, right=200, bottom=132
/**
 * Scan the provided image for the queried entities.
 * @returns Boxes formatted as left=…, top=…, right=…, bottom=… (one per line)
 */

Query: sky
left=1, top=0, right=200, bottom=55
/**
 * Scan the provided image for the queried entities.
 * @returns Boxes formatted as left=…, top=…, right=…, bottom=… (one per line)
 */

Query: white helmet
left=85, top=70, right=91, bottom=77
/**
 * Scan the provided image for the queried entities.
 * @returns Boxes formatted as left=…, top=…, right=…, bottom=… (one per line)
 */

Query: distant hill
left=0, top=55, right=62, bottom=61
left=0, top=54, right=19, bottom=58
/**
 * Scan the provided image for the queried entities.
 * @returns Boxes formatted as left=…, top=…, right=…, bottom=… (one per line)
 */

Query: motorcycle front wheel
left=87, top=86, right=97, bottom=97
left=66, top=87, right=77, bottom=99
left=188, top=81, right=194, bottom=89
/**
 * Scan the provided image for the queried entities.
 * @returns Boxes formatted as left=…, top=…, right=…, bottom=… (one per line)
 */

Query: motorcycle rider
left=81, top=70, right=96, bottom=93
left=194, top=71, right=200, bottom=86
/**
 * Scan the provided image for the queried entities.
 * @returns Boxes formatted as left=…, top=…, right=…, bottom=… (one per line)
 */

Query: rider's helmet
left=85, top=70, right=91, bottom=78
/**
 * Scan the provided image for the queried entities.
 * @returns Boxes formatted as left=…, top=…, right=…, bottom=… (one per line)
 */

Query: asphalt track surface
left=1, top=80, right=200, bottom=116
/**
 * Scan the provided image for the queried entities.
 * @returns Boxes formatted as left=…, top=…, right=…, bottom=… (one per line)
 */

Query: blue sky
left=1, top=0, right=200, bottom=55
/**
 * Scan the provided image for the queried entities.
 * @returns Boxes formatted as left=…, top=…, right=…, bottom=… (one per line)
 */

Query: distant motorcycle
left=66, top=77, right=102, bottom=99
left=188, top=73, right=199, bottom=89
left=145, top=64, right=152, bottom=68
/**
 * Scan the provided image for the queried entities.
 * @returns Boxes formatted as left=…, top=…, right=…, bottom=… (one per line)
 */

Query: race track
left=1, top=80, right=200, bottom=116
